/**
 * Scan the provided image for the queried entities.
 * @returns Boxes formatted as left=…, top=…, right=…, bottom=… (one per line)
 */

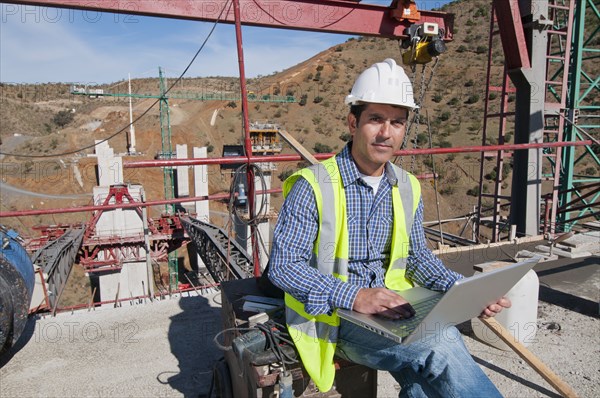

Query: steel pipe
left=122, top=140, right=593, bottom=168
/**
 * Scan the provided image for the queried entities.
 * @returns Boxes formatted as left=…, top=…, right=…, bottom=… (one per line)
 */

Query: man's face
left=347, top=103, right=408, bottom=176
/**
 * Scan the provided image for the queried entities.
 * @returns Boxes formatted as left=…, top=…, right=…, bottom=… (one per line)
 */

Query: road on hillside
left=0, top=181, right=90, bottom=200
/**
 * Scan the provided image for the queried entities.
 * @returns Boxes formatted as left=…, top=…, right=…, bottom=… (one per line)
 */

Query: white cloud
left=1, top=6, right=345, bottom=84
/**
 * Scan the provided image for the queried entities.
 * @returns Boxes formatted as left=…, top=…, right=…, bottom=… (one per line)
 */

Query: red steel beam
left=0, top=189, right=281, bottom=218
left=492, top=0, right=530, bottom=70
left=3, top=0, right=454, bottom=40
left=0, top=141, right=591, bottom=219
left=122, top=140, right=593, bottom=168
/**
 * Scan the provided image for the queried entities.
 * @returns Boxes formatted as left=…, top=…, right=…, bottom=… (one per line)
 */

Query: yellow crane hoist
left=401, top=22, right=447, bottom=65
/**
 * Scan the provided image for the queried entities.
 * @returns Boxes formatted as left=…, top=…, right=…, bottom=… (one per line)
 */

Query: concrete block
left=535, top=245, right=592, bottom=259
left=560, top=232, right=600, bottom=253
left=514, top=250, right=558, bottom=262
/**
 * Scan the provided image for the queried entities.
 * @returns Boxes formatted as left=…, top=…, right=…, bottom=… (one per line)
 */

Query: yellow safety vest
left=282, top=155, right=421, bottom=392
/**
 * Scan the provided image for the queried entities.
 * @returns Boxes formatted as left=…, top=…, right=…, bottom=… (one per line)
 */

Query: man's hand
left=479, top=296, right=511, bottom=319
left=352, top=287, right=415, bottom=319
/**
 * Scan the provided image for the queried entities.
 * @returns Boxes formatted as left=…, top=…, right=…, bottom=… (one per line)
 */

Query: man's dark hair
left=349, top=103, right=367, bottom=123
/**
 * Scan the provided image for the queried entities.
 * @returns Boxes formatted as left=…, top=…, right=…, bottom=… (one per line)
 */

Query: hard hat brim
left=345, top=96, right=419, bottom=110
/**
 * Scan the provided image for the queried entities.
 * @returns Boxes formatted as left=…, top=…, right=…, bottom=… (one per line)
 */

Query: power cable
left=0, top=1, right=232, bottom=159
left=227, top=163, right=269, bottom=228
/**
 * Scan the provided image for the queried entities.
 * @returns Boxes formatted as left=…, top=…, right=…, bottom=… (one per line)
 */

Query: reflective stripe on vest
left=385, top=163, right=421, bottom=291
left=282, top=156, right=420, bottom=392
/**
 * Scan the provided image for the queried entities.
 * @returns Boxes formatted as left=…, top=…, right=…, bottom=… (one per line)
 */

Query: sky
left=0, top=1, right=450, bottom=84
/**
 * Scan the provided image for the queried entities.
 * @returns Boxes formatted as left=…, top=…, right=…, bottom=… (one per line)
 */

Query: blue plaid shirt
left=269, top=144, right=462, bottom=315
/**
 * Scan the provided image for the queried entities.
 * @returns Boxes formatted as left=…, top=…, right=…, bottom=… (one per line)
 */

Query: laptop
left=337, top=256, right=540, bottom=344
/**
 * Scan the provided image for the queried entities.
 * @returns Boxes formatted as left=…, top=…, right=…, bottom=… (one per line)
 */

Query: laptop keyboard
left=391, top=295, right=442, bottom=334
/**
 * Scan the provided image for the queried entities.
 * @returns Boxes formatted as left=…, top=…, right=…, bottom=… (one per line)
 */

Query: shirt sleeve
left=404, top=199, right=463, bottom=291
left=268, top=177, right=360, bottom=315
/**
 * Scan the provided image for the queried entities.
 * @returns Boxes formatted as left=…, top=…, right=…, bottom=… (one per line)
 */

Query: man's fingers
left=379, top=304, right=415, bottom=320
left=390, top=302, right=416, bottom=318
left=498, top=296, right=511, bottom=308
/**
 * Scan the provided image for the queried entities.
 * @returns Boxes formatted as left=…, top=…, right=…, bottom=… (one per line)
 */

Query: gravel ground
left=378, top=301, right=599, bottom=398
left=0, top=291, right=598, bottom=397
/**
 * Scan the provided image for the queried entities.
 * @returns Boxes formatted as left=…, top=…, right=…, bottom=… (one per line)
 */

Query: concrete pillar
left=98, top=261, right=147, bottom=304
left=193, top=147, right=210, bottom=273
left=90, top=165, right=148, bottom=303
left=193, top=147, right=210, bottom=222
left=95, top=140, right=123, bottom=186
left=509, top=0, right=548, bottom=237
left=176, top=144, right=191, bottom=209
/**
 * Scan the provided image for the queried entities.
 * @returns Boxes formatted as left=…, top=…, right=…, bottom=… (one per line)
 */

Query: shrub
left=448, top=97, right=459, bottom=106
left=53, top=110, right=74, bottom=127
left=416, top=133, right=429, bottom=146
left=207, top=144, right=214, bottom=153
left=313, top=143, right=332, bottom=153
left=466, top=94, right=480, bottom=104
left=476, top=46, right=487, bottom=54
left=488, top=92, right=498, bottom=100
left=432, top=93, right=443, bottom=103
left=585, top=167, right=597, bottom=175
left=485, top=169, right=497, bottom=180
left=339, top=132, right=352, bottom=142
left=278, top=169, right=294, bottom=181
left=313, top=96, right=324, bottom=104
left=466, top=186, right=480, bottom=196
left=440, top=186, right=455, bottom=195
left=456, top=45, right=467, bottom=53
left=299, top=94, right=308, bottom=106
left=439, top=111, right=451, bottom=121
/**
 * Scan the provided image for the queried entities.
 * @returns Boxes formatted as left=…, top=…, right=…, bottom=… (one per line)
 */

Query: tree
left=299, top=94, right=308, bottom=106
left=416, top=133, right=428, bottom=146
left=53, top=110, right=74, bottom=127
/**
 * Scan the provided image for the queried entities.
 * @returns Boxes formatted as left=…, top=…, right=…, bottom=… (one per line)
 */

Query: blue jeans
left=336, top=320, right=502, bottom=398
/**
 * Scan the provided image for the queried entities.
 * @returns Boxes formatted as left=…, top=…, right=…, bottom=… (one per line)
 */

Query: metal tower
left=478, top=0, right=599, bottom=242
left=157, top=67, right=180, bottom=291
left=556, top=0, right=600, bottom=231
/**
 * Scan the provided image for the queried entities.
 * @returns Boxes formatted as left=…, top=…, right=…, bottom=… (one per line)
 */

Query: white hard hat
left=345, top=58, right=418, bottom=109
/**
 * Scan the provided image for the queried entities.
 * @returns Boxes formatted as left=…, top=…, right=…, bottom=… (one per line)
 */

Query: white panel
left=176, top=144, right=190, bottom=198
left=193, top=147, right=210, bottom=222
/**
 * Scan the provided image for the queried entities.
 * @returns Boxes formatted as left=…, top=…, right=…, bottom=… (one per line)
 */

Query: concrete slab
left=0, top=292, right=223, bottom=397
left=2, top=240, right=598, bottom=398
left=561, top=232, right=600, bottom=253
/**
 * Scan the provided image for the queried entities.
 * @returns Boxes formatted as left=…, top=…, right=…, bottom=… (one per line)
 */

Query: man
left=269, top=58, right=508, bottom=397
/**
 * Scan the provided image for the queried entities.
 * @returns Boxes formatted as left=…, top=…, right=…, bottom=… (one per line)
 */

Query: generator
left=216, top=278, right=378, bottom=397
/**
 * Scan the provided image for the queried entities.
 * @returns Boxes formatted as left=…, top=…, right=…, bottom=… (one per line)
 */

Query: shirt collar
left=337, top=143, right=398, bottom=188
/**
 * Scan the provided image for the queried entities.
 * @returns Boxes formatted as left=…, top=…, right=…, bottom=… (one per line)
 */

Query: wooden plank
left=480, top=317, right=578, bottom=398
left=278, top=129, right=319, bottom=166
